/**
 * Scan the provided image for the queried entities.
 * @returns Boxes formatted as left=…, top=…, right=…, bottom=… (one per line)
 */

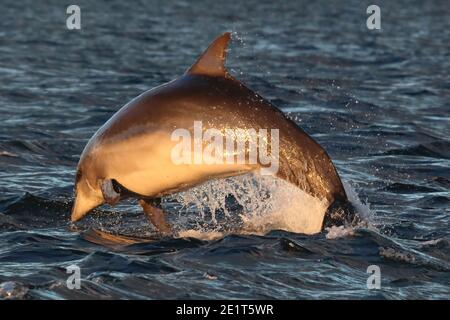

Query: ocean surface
left=0, top=0, right=449, bottom=299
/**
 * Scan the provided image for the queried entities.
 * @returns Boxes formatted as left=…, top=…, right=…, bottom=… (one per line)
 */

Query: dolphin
left=71, top=32, right=356, bottom=235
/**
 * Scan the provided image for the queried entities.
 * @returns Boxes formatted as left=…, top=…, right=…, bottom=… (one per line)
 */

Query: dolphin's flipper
left=138, top=199, right=172, bottom=235
left=101, top=179, right=121, bottom=205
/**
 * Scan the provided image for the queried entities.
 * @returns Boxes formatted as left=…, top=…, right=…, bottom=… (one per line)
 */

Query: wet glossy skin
left=72, top=33, right=347, bottom=230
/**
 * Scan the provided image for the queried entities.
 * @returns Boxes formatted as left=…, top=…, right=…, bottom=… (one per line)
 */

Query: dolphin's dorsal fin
left=186, top=32, right=231, bottom=77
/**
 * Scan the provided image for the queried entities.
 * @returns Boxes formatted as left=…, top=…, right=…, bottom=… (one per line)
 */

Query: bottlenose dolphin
left=72, top=32, right=356, bottom=234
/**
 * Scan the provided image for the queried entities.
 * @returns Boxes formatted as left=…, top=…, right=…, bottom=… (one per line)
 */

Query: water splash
left=325, top=225, right=355, bottom=239
left=343, top=180, right=373, bottom=221
left=81, top=175, right=373, bottom=241
left=325, top=181, right=375, bottom=239
left=163, top=172, right=342, bottom=239
left=0, top=281, right=28, bottom=299
left=163, top=175, right=375, bottom=240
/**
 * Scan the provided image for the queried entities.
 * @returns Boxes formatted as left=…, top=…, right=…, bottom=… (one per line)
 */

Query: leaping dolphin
left=71, top=32, right=356, bottom=235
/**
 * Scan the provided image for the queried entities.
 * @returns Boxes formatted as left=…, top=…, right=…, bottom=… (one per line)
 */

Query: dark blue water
left=0, top=0, right=449, bottom=299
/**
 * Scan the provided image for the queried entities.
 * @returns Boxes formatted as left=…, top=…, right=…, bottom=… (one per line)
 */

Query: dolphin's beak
left=71, top=187, right=103, bottom=222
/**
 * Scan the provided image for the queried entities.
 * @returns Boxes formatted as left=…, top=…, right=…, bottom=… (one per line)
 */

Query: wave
left=383, top=140, right=450, bottom=159
left=1, top=193, right=71, bottom=229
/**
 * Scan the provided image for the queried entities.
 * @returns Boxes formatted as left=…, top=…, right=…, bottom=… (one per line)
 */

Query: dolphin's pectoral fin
left=101, top=179, right=121, bottom=205
left=138, top=199, right=172, bottom=235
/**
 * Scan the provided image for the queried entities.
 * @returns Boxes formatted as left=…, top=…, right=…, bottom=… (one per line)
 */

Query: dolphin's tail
left=322, top=198, right=362, bottom=230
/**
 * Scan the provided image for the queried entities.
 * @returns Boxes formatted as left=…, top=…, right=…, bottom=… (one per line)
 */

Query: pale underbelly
left=93, top=131, right=257, bottom=197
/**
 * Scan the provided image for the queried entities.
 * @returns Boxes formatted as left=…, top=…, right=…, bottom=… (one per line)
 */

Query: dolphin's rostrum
left=72, top=32, right=357, bottom=235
